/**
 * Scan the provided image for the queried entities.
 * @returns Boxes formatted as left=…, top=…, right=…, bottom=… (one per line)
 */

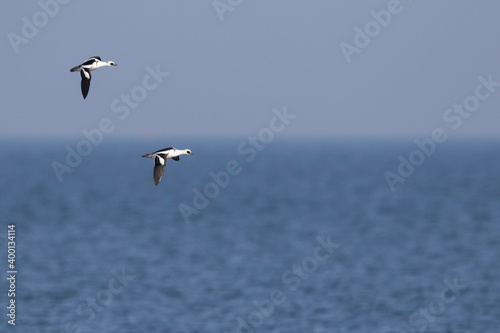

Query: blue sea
left=0, top=138, right=499, bottom=333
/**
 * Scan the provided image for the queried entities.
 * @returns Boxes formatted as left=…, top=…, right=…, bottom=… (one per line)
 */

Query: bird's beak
left=113, top=63, right=118, bottom=66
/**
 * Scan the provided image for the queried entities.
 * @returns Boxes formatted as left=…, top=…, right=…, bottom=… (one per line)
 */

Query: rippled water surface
left=0, top=139, right=499, bottom=332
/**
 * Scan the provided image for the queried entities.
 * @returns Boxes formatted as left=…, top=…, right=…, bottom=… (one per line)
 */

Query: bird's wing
left=172, top=156, right=180, bottom=161
left=153, top=155, right=167, bottom=186
left=81, top=58, right=98, bottom=67
left=80, top=68, right=91, bottom=99
left=154, top=147, right=174, bottom=154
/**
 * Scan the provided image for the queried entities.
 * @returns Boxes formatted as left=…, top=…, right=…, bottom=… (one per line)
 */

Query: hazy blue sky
left=2, top=1, right=500, bottom=139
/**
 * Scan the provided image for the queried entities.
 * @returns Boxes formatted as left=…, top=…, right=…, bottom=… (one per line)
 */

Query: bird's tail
left=70, top=66, right=80, bottom=72
left=142, top=154, right=154, bottom=158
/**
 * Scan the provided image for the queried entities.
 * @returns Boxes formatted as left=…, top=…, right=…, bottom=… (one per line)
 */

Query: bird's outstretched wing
left=80, top=68, right=91, bottom=99
left=153, top=155, right=167, bottom=186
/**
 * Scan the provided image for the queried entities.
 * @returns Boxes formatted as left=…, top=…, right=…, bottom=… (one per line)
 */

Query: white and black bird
left=142, top=147, right=193, bottom=186
left=70, top=56, right=117, bottom=99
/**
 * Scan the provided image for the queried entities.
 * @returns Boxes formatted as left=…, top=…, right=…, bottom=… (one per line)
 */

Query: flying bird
left=142, top=147, right=193, bottom=186
left=70, top=56, right=117, bottom=99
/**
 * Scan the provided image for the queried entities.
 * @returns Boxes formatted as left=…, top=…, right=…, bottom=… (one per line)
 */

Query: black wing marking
left=154, top=147, right=174, bottom=153
left=81, top=57, right=99, bottom=66
left=80, top=68, right=91, bottom=99
left=153, top=155, right=167, bottom=186
left=172, top=156, right=180, bottom=161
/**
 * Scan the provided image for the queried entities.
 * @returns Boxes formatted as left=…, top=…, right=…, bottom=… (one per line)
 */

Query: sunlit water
left=0, top=139, right=499, bottom=332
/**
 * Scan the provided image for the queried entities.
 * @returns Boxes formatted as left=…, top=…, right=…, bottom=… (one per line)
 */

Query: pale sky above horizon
left=2, top=1, right=500, bottom=140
